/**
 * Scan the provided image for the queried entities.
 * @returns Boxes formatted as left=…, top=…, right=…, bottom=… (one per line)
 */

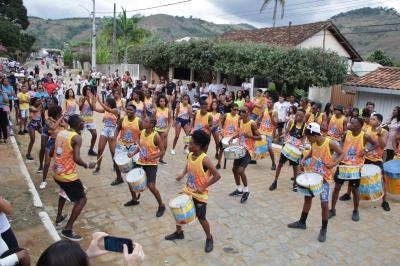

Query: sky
left=24, top=0, right=400, bottom=27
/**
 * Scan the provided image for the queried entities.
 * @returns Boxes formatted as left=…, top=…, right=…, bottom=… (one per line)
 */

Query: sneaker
left=18, top=131, right=24, bottom=135
left=216, top=163, right=221, bottom=170
left=165, top=231, right=184, bottom=241
left=269, top=181, right=277, bottom=191
left=352, top=210, right=360, bottom=222
left=110, top=178, right=124, bottom=186
left=318, top=228, right=327, bottom=242
left=205, top=236, right=214, bottom=253
left=55, top=215, right=68, bottom=229
left=159, top=160, right=168, bottom=165
left=328, top=209, right=336, bottom=219
left=92, top=168, right=100, bottom=175
left=171, top=149, right=176, bottom=155
left=240, top=192, right=250, bottom=203
left=37, top=167, right=43, bottom=173
left=124, top=199, right=140, bottom=207
left=26, top=154, right=34, bottom=160
left=39, top=181, right=47, bottom=189
left=228, top=189, right=243, bottom=196
left=184, top=148, right=189, bottom=155
left=249, top=160, right=257, bottom=164
left=88, top=150, right=97, bottom=156
left=61, top=229, right=82, bottom=241
left=381, top=201, right=390, bottom=212
left=271, top=164, right=276, bottom=171
left=292, top=185, right=298, bottom=192
left=288, top=221, right=307, bottom=229
left=23, top=129, right=29, bottom=134
left=339, top=193, right=351, bottom=201
left=156, top=205, right=166, bottom=217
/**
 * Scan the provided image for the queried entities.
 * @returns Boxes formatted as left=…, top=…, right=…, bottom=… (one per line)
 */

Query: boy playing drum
left=165, top=130, right=221, bottom=253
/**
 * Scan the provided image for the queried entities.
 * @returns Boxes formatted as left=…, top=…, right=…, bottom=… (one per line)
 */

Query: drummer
left=191, top=102, right=213, bottom=152
left=165, top=130, right=221, bottom=253
left=289, top=122, right=343, bottom=242
left=113, top=103, right=143, bottom=207
left=258, top=98, right=278, bottom=170
left=130, top=116, right=166, bottom=217
left=269, top=108, right=307, bottom=192
left=326, top=105, right=347, bottom=144
left=216, top=103, right=240, bottom=169
left=228, top=106, right=262, bottom=203
left=329, top=117, right=378, bottom=222
left=364, top=114, right=390, bottom=211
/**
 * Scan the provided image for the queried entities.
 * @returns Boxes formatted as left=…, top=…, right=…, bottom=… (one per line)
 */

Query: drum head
left=170, top=194, right=190, bottom=208
left=297, top=173, right=323, bottom=187
left=384, top=160, right=400, bottom=176
left=361, top=164, right=381, bottom=177
left=114, top=153, right=129, bottom=164
left=126, top=168, right=145, bottom=182
left=284, top=143, right=301, bottom=153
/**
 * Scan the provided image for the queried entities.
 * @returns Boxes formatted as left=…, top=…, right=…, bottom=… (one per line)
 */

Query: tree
left=367, top=49, right=394, bottom=66
left=260, top=0, right=286, bottom=27
left=0, top=0, right=29, bottom=29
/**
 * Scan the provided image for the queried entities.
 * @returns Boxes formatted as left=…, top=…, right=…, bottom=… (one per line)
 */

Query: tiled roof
left=219, top=21, right=362, bottom=61
left=344, top=67, right=400, bottom=90
left=220, top=21, right=330, bottom=46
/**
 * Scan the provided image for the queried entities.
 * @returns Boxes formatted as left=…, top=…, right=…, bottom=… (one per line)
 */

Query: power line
left=341, top=22, right=400, bottom=28
left=96, top=0, right=192, bottom=14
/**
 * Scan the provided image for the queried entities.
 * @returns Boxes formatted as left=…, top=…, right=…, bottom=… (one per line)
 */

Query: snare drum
left=126, top=168, right=147, bottom=192
left=221, top=137, right=238, bottom=148
left=169, top=194, right=196, bottom=225
left=360, top=164, right=383, bottom=201
left=224, top=146, right=247, bottom=160
left=338, top=165, right=361, bottom=180
left=296, top=173, right=324, bottom=197
left=183, top=135, right=192, bottom=145
left=282, top=143, right=302, bottom=163
left=383, top=160, right=400, bottom=195
left=114, top=152, right=134, bottom=173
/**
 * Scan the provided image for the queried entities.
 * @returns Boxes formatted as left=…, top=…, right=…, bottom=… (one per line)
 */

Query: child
left=17, top=84, right=30, bottom=135
left=191, top=95, right=200, bottom=115
left=165, top=130, right=221, bottom=253
left=26, top=97, right=42, bottom=160
left=171, top=95, right=192, bottom=155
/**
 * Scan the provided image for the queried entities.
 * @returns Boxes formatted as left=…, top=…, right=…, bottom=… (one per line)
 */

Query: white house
left=219, top=21, right=362, bottom=101
left=342, top=67, right=400, bottom=120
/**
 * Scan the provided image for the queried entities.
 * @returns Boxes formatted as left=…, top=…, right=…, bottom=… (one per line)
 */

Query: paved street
left=8, top=99, right=400, bottom=265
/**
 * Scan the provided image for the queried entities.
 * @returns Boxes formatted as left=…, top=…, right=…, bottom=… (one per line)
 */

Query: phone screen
left=104, top=236, right=133, bottom=253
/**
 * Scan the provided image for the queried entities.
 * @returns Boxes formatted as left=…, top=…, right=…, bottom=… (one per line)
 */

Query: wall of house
left=308, top=86, right=332, bottom=108
left=355, top=91, right=400, bottom=121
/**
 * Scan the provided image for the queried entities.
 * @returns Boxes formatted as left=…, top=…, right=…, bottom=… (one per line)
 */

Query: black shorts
left=176, top=117, right=190, bottom=128
left=193, top=198, right=207, bottom=221
left=279, top=152, right=299, bottom=166
left=233, top=151, right=251, bottom=168
left=364, top=159, right=383, bottom=169
left=56, top=179, right=86, bottom=202
left=141, top=165, right=158, bottom=184
left=334, top=167, right=360, bottom=187
left=277, top=122, right=285, bottom=129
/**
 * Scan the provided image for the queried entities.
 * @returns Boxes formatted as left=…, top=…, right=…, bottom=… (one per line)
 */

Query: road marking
left=10, top=136, right=60, bottom=241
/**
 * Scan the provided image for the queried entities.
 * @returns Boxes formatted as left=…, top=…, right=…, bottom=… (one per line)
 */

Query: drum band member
left=53, top=115, right=96, bottom=241
left=329, top=117, right=377, bottom=222
left=165, top=130, right=221, bottom=253
left=270, top=108, right=306, bottom=191
left=288, top=123, right=342, bottom=242
left=228, top=106, right=261, bottom=203
left=258, top=98, right=278, bottom=170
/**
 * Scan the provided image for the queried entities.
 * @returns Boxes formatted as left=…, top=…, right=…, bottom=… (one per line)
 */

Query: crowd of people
left=1, top=62, right=400, bottom=264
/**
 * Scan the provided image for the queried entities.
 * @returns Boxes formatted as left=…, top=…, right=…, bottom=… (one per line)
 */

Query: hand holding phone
left=104, top=236, right=133, bottom=253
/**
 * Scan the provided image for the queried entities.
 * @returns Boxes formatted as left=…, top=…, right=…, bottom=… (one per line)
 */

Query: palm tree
left=260, top=0, right=286, bottom=27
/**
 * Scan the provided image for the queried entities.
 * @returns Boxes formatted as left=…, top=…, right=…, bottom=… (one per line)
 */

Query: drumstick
left=96, top=154, right=104, bottom=163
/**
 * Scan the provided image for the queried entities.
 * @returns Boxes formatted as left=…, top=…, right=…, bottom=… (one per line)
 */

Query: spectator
left=234, top=90, right=245, bottom=109
left=165, top=78, right=176, bottom=100
left=220, top=78, right=229, bottom=91
left=76, top=72, right=82, bottom=96
left=0, top=87, right=9, bottom=143
left=243, top=95, right=253, bottom=113
left=241, top=78, right=252, bottom=97
left=199, top=82, right=209, bottom=104
left=141, top=75, right=148, bottom=86
left=0, top=197, right=19, bottom=250
left=288, top=95, right=298, bottom=107
left=184, top=83, right=196, bottom=104
left=385, top=106, right=400, bottom=161
left=274, top=95, right=289, bottom=141
left=251, top=89, right=265, bottom=120
left=208, top=79, right=220, bottom=96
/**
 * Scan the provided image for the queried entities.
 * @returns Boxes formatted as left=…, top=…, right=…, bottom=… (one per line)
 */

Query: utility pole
left=91, top=0, right=96, bottom=72
left=112, top=3, right=117, bottom=64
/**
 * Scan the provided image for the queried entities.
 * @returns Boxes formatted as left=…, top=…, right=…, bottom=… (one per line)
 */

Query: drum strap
left=298, top=184, right=315, bottom=198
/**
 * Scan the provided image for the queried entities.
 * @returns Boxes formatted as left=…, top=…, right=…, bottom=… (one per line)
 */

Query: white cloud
left=23, top=0, right=400, bottom=27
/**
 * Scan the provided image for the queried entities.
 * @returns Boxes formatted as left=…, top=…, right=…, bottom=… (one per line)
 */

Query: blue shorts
left=46, top=138, right=56, bottom=153
left=212, top=127, right=220, bottom=133
left=101, top=126, right=116, bottom=138
left=176, top=117, right=190, bottom=128
left=20, top=109, right=29, bottom=119
left=41, top=124, right=49, bottom=137
left=319, top=181, right=330, bottom=202
left=28, top=119, right=42, bottom=132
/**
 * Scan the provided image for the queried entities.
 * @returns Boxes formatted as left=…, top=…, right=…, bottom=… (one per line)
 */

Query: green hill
left=331, top=7, right=400, bottom=61
left=26, top=14, right=255, bottom=49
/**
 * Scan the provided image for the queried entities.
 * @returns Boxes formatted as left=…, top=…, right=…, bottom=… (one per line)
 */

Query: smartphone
left=104, top=236, right=133, bottom=253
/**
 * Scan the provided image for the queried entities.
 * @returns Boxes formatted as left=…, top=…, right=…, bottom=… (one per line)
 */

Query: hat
left=307, top=122, right=321, bottom=134
left=334, top=105, right=344, bottom=112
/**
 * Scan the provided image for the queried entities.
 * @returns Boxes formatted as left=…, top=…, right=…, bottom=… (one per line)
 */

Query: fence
left=96, top=64, right=140, bottom=79
left=330, top=84, right=355, bottom=107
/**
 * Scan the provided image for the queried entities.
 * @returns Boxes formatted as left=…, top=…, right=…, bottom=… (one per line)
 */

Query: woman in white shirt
left=0, top=197, right=18, bottom=250
left=385, top=106, right=400, bottom=160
